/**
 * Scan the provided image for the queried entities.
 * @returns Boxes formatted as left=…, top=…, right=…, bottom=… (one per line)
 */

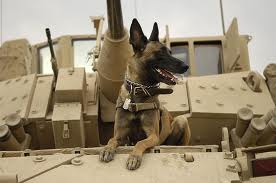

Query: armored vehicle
left=0, top=0, right=275, bottom=182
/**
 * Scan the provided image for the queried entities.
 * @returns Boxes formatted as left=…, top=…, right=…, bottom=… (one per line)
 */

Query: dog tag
left=123, top=98, right=131, bottom=110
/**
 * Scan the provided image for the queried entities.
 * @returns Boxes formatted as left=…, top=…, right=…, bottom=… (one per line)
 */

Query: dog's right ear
left=129, top=18, right=148, bottom=53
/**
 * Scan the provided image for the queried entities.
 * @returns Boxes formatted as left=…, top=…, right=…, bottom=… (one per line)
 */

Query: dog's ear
left=129, top=18, right=148, bottom=53
left=149, top=22, right=159, bottom=42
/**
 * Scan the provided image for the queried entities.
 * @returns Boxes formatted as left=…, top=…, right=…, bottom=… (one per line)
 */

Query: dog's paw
left=126, top=154, right=142, bottom=170
left=99, top=147, right=115, bottom=162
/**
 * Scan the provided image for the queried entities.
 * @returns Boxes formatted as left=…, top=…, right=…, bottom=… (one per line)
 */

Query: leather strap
left=124, top=79, right=173, bottom=97
left=116, top=96, right=159, bottom=112
left=128, top=102, right=159, bottom=112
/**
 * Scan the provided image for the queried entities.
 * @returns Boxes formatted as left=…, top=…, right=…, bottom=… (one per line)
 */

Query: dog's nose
left=184, top=65, right=189, bottom=71
left=180, top=63, right=189, bottom=73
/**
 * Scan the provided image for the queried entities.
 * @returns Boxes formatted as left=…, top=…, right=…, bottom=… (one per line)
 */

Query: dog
left=99, top=19, right=190, bottom=170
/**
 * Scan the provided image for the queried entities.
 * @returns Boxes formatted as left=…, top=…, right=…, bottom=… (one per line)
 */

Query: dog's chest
left=127, top=118, right=147, bottom=145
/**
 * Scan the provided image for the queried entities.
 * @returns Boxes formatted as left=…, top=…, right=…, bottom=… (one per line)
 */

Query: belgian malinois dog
left=99, top=19, right=190, bottom=170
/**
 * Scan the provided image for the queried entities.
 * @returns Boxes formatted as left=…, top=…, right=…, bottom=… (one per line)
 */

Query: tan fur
left=99, top=40, right=190, bottom=170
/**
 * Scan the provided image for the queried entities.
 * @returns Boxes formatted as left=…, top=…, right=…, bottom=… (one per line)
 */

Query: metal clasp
left=63, top=121, right=70, bottom=139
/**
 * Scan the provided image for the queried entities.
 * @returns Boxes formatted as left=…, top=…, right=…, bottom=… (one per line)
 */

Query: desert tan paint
left=0, top=1, right=275, bottom=182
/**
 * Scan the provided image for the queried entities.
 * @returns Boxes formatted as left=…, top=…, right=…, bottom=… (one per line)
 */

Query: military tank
left=0, top=0, right=275, bottom=182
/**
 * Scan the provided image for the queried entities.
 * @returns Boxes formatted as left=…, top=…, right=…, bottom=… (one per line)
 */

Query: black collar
left=124, top=78, right=173, bottom=102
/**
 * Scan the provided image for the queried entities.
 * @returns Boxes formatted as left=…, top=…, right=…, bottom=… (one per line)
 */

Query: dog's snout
left=180, top=63, right=189, bottom=73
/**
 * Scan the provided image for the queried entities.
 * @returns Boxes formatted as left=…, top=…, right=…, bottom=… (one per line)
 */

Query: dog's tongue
left=160, top=68, right=178, bottom=82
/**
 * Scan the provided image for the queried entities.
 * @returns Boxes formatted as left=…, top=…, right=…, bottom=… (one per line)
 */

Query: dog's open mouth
left=155, top=67, right=178, bottom=85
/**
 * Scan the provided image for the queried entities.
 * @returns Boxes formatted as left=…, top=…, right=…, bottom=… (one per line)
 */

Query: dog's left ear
left=129, top=18, right=148, bottom=53
left=149, top=22, right=159, bottom=42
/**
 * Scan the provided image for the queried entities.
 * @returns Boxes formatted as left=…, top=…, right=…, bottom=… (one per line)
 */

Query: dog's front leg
left=100, top=108, right=130, bottom=162
left=127, top=132, right=158, bottom=170
left=126, top=110, right=159, bottom=170
left=99, top=128, right=129, bottom=162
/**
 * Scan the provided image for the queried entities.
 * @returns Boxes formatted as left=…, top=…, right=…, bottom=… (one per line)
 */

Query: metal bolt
left=15, top=78, right=21, bottom=82
left=31, top=110, right=37, bottom=114
left=216, top=102, right=224, bottom=107
left=33, top=156, right=46, bottom=162
left=240, top=87, right=247, bottom=91
left=183, top=153, right=194, bottom=162
left=11, top=97, right=17, bottom=101
left=195, top=99, right=201, bottom=104
left=246, top=104, right=253, bottom=108
left=22, top=94, right=28, bottom=99
left=212, top=84, right=219, bottom=90
left=71, top=158, right=83, bottom=166
left=199, top=85, right=205, bottom=89
left=181, top=103, right=187, bottom=107
left=228, top=86, right=234, bottom=91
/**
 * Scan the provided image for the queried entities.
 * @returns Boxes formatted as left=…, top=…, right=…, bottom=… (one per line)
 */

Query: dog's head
left=129, top=19, right=189, bottom=85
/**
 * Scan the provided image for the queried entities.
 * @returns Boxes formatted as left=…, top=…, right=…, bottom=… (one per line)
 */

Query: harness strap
left=128, top=102, right=159, bottom=112
left=116, top=96, right=159, bottom=112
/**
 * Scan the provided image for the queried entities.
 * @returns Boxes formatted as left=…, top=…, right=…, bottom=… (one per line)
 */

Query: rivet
left=16, top=109, right=21, bottom=114
left=11, top=97, right=17, bottom=101
left=15, top=78, right=21, bottom=82
left=22, top=94, right=28, bottom=99
left=181, top=103, right=187, bottom=107
left=183, top=153, right=194, bottom=162
left=199, top=85, right=205, bottom=89
left=33, top=156, right=46, bottom=162
left=31, top=110, right=37, bottom=114
left=195, top=99, right=201, bottom=104
left=228, top=86, right=234, bottom=91
left=246, top=104, right=253, bottom=108
left=5, top=80, right=11, bottom=85
left=216, top=102, right=224, bottom=106
left=240, top=87, right=247, bottom=91
left=212, top=84, right=219, bottom=90
left=71, top=158, right=83, bottom=166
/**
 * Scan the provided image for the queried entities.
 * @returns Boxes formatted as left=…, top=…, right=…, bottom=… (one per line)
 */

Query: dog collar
left=124, top=77, right=173, bottom=100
